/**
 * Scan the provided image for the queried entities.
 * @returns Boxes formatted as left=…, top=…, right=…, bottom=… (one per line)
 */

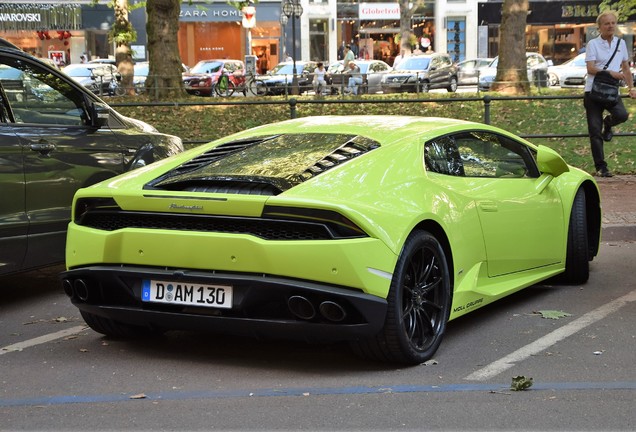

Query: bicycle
left=215, top=69, right=267, bottom=97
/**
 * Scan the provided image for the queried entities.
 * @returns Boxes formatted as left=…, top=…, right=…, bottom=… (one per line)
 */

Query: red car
left=183, top=59, right=244, bottom=96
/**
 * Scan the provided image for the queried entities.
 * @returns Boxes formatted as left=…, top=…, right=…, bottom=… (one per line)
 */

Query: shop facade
left=478, top=0, right=636, bottom=64
left=179, top=1, right=289, bottom=72
left=0, top=2, right=116, bottom=65
left=335, top=0, right=479, bottom=66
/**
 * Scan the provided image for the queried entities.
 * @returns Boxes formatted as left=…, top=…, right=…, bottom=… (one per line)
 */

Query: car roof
left=227, top=115, right=491, bottom=145
left=196, top=59, right=243, bottom=63
left=0, top=37, right=20, bottom=50
left=64, top=63, right=113, bottom=69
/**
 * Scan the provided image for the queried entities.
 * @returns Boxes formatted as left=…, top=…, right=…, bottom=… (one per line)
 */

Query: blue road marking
left=1, top=381, right=636, bottom=407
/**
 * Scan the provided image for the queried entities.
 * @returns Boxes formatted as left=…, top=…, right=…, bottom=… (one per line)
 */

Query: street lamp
left=279, top=14, right=288, bottom=59
left=281, top=0, right=303, bottom=95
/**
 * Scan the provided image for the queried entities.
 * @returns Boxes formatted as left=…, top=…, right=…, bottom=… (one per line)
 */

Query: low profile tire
left=447, top=77, right=458, bottom=92
left=557, top=188, right=590, bottom=284
left=254, top=82, right=268, bottom=96
left=352, top=230, right=451, bottom=364
left=80, top=310, right=162, bottom=339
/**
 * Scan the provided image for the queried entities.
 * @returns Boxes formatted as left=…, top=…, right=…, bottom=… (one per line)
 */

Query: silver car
left=478, top=53, right=549, bottom=91
left=326, top=59, right=392, bottom=94
left=456, top=58, right=493, bottom=86
left=548, top=53, right=587, bottom=88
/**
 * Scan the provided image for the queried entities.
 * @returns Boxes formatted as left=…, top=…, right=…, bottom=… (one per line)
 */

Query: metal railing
left=110, top=92, right=636, bottom=146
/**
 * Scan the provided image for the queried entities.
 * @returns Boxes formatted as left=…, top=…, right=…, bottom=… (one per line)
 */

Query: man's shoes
left=602, top=116, right=613, bottom=142
left=597, top=168, right=614, bottom=178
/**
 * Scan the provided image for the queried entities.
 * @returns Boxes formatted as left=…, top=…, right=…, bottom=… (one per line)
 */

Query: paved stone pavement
left=596, top=175, right=636, bottom=241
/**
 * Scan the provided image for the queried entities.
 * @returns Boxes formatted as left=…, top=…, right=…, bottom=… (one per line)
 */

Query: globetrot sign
left=359, top=3, right=400, bottom=20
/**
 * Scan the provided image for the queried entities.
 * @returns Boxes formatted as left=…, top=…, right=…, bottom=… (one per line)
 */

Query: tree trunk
left=492, top=0, right=529, bottom=94
left=113, top=0, right=134, bottom=96
left=399, top=0, right=413, bottom=57
left=146, top=0, right=185, bottom=99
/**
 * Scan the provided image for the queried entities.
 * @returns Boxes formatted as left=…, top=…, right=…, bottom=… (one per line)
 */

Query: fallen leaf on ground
left=535, top=310, right=572, bottom=320
left=510, top=375, right=533, bottom=391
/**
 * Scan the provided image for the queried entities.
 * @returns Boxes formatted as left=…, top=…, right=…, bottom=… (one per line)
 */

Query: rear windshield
left=199, top=134, right=369, bottom=178
left=157, top=133, right=380, bottom=188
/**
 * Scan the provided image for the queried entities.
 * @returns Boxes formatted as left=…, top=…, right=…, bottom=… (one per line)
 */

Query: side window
left=424, top=136, right=464, bottom=176
left=454, top=131, right=539, bottom=178
left=0, top=58, right=86, bottom=126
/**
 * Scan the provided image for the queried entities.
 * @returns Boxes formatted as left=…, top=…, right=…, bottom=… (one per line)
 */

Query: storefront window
left=447, top=17, right=465, bottom=62
left=310, top=19, right=328, bottom=61
left=337, top=1, right=435, bottom=65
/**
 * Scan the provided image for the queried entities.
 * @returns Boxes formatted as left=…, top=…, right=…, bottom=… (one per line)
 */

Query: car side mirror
left=88, top=101, right=110, bottom=128
left=537, top=145, right=569, bottom=177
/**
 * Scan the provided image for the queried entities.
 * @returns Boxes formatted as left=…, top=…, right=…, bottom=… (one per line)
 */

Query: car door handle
left=478, top=201, right=498, bottom=212
left=30, top=140, right=56, bottom=155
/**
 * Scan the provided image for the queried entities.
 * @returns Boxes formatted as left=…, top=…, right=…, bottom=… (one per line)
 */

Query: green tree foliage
left=599, top=0, right=636, bottom=19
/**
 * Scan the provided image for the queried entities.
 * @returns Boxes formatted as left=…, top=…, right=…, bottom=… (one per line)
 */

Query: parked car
left=0, top=39, right=183, bottom=276
left=62, top=63, right=119, bottom=96
left=478, top=53, right=549, bottom=91
left=117, top=61, right=188, bottom=94
left=326, top=59, right=392, bottom=94
left=380, top=53, right=458, bottom=93
left=455, top=57, right=493, bottom=86
left=542, top=42, right=578, bottom=65
left=61, top=115, right=600, bottom=364
left=547, top=53, right=587, bottom=87
left=256, top=61, right=319, bottom=95
left=88, top=58, right=116, bottom=66
left=183, top=59, right=244, bottom=97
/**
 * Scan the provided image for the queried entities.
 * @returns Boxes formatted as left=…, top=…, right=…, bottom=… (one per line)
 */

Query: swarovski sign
left=0, top=13, right=41, bottom=23
left=0, top=4, right=81, bottom=31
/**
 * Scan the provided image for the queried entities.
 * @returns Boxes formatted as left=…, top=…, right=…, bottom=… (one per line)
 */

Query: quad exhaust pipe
left=287, top=296, right=347, bottom=322
left=62, top=278, right=90, bottom=302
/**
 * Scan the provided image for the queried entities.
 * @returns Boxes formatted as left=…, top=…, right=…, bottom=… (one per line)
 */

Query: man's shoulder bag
left=589, top=39, right=622, bottom=107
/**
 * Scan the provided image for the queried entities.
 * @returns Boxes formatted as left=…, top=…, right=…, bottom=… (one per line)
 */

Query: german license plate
left=141, top=279, right=232, bottom=309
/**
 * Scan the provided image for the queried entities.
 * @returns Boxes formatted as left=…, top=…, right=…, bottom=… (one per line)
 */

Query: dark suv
left=0, top=39, right=184, bottom=276
left=380, top=54, right=458, bottom=93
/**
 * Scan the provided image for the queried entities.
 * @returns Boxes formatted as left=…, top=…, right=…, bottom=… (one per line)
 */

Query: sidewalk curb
left=601, top=225, right=636, bottom=242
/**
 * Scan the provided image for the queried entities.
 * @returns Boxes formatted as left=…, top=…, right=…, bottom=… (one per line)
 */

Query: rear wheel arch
left=580, top=180, right=601, bottom=258
left=410, top=220, right=455, bottom=291
left=352, top=223, right=453, bottom=363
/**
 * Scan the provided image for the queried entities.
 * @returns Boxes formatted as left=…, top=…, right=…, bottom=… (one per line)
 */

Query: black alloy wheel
left=352, top=230, right=451, bottom=364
